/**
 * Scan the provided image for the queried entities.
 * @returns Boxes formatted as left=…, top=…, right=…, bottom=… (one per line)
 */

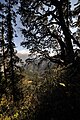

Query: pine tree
left=0, top=0, right=22, bottom=101
left=4, top=0, right=22, bottom=101
left=0, top=2, right=6, bottom=97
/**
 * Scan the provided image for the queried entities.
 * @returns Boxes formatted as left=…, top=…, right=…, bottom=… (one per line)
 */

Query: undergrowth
left=1, top=59, right=80, bottom=120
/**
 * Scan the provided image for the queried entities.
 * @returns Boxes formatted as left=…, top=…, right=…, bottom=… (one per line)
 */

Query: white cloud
left=18, top=49, right=30, bottom=54
left=17, top=49, right=30, bottom=62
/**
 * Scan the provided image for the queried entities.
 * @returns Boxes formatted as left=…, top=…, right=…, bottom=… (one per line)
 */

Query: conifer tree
left=0, top=2, right=6, bottom=96
left=0, top=0, right=21, bottom=101
left=4, top=0, right=22, bottom=101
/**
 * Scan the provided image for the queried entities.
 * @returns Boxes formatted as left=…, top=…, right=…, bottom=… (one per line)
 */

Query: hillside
left=23, top=57, right=80, bottom=120
left=1, top=58, right=80, bottom=120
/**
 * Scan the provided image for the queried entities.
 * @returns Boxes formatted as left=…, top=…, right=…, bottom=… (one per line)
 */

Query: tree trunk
left=58, top=4, right=74, bottom=64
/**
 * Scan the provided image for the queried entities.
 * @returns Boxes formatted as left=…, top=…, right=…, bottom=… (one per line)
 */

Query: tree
left=72, top=0, right=80, bottom=43
left=0, top=2, right=7, bottom=97
left=4, top=0, right=23, bottom=101
left=0, top=3, right=3, bottom=81
left=19, top=0, right=80, bottom=65
left=0, top=0, right=22, bottom=101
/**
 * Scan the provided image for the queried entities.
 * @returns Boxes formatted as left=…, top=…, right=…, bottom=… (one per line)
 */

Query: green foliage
left=0, top=94, right=19, bottom=120
left=0, top=60, right=80, bottom=119
left=19, top=0, right=80, bottom=64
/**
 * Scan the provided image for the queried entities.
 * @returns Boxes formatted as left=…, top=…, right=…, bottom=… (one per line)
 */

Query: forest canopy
left=19, top=0, right=80, bottom=65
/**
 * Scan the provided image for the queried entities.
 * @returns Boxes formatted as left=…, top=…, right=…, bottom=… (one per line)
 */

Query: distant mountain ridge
left=24, top=57, right=55, bottom=74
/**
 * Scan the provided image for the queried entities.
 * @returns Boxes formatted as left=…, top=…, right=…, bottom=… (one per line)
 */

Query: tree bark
left=57, top=3, right=75, bottom=64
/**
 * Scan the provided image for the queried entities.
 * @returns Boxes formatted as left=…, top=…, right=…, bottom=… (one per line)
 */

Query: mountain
left=24, top=57, right=55, bottom=74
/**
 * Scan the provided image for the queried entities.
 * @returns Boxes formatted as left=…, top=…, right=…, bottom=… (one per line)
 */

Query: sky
left=0, top=0, right=78, bottom=61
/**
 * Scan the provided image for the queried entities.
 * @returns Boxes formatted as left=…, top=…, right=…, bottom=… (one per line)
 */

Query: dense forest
left=0, top=0, right=80, bottom=120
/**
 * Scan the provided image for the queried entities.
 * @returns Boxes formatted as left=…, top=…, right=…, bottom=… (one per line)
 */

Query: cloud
left=17, top=50, right=30, bottom=62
